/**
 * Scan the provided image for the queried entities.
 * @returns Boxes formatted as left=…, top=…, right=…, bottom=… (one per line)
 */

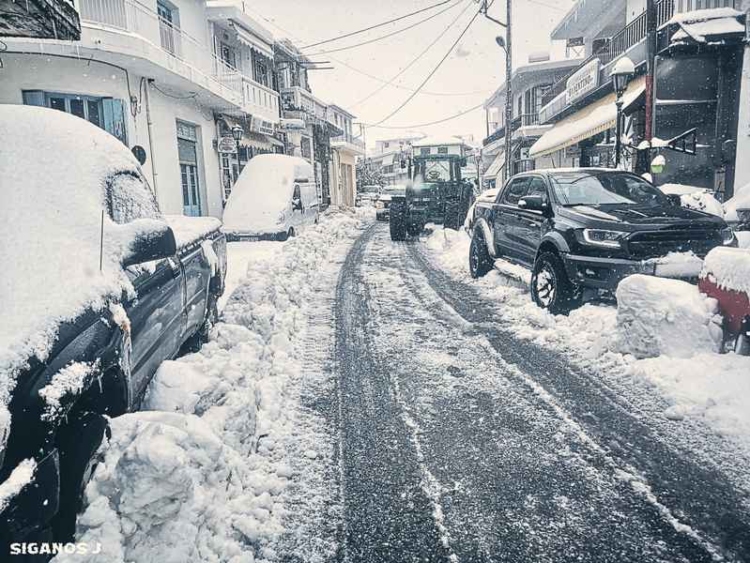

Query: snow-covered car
left=222, top=154, right=319, bottom=241
left=375, top=184, right=406, bottom=221
left=356, top=184, right=381, bottom=207
left=0, top=106, right=227, bottom=547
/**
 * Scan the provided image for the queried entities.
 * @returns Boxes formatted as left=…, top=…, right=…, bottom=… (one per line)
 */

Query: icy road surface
left=331, top=224, right=750, bottom=562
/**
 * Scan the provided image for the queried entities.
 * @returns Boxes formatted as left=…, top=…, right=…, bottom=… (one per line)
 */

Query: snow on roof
left=667, top=8, right=745, bottom=43
left=0, top=105, right=154, bottom=444
left=222, top=154, right=313, bottom=234
left=412, top=135, right=467, bottom=148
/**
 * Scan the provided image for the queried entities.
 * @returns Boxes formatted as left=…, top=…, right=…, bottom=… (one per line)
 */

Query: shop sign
left=251, top=117, right=275, bottom=136
left=566, top=37, right=585, bottom=48
left=280, top=118, right=307, bottom=131
left=566, top=59, right=600, bottom=105
left=218, top=137, right=237, bottom=154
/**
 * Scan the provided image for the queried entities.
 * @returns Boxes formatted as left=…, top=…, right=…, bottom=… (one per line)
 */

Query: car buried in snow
left=0, top=106, right=227, bottom=551
left=469, top=168, right=736, bottom=314
left=375, top=184, right=406, bottom=222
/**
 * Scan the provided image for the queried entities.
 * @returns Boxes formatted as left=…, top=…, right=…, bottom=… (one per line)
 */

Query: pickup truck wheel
left=390, top=204, right=407, bottom=242
left=181, top=297, right=219, bottom=354
left=531, top=251, right=581, bottom=315
left=469, top=232, right=493, bottom=279
left=53, top=413, right=110, bottom=541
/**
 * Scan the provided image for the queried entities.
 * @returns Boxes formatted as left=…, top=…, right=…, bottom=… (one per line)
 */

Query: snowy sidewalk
left=56, top=210, right=368, bottom=563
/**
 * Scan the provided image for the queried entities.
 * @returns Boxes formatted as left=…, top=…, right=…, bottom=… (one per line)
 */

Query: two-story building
left=364, top=134, right=425, bottom=185
left=0, top=0, right=282, bottom=217
left=328, top=105, right=364, bottom=207
left=482, top=55, right=583, bottom=187
left=530, top=0, right=746, bottom=199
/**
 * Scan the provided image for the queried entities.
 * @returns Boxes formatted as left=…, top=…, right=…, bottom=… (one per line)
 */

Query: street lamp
left=231, top=124, right=244, bottom=179
left=611, top=57, right=635, bottom=168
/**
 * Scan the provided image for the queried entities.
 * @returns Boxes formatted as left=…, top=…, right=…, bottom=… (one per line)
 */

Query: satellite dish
left=131, top=145, right=147, bottom=165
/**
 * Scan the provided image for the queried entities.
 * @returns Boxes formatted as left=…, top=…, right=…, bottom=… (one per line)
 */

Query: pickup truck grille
left=626, top=229, right=722, bottom=259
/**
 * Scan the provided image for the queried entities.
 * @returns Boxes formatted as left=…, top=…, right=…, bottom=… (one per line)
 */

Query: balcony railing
left=79, top=0, right=241, bottom=96
left=241, top=76, right=280, bottom=121
left=332, top=132, right=365, bottom=150
left=539, top=0, right=735, bottom=108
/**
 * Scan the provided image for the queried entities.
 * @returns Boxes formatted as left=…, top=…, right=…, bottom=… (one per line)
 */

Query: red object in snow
left=699, top=275, right=750, bottom=334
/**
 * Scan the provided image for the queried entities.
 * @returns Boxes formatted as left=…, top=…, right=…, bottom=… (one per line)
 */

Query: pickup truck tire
left=531, top=251, right=581, bottom=315
left=390, top=203, right=407, bottom=242
left=53, top=412, right=110, bottom=541
left=469, top=232, right=493, bottom=279
left=182, top=296, right=219, bottom=354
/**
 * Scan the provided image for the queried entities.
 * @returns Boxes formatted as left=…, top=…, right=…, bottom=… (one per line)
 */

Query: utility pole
left=640, top=0, right=657, bottom=173
left=504, top=0, right=512, bottom=182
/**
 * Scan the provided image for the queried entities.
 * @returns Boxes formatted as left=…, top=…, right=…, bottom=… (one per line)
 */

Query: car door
left=515, top=175, right=550, bottom=264
left=494, top=176, right=530, bottom=259
left=107, top=172, right=185, bottom=399
left=182, top=239, right=213, bottom=338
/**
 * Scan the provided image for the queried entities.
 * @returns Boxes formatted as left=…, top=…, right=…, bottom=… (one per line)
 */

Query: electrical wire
left=371, top=1, right=488, bottom=126
left=351, top=0, right=475, bottom=109
left=300, top=0, right=454, bottom=49
left=306, top=0, right=464, bottom=57
left=362, top=100, right=486, bottom=128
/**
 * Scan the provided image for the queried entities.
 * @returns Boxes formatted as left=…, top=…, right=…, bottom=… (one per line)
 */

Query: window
left=177, top=121, right=202, bottom=216
left=420, top=147, right=431, bottom=156
left=437, top=146, right=449, bottom=154
left=526, top=177, right=548, bottom=199
left=106, top=172, right=160, bottom=224
left=157, top=0, right=178, bottom=55
left=300, top=136, right=312, bottom=160
left=502, top=177, right=529, bottom=205
left=220, top=42, right=236, bottom=69
left=23, top=91, right=127, bottom=144
left=253, top=51, right=270, bottom=87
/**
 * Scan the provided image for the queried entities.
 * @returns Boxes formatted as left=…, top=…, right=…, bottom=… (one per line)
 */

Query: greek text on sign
left=566, top=59, right=600, bottom=104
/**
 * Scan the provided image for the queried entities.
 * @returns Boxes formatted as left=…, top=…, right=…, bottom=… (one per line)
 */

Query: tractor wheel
left=444, top=201, right=462, bottom=231
left=390, top=204, right=407, bottom=241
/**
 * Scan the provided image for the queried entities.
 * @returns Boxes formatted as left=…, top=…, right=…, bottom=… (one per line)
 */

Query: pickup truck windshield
left=550, top=171, right=668, bottom=207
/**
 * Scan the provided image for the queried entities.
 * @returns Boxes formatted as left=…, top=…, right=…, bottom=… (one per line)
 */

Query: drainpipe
left=145, top=79, right=160, bottom=200
left=642, top=0, right=657, bottom=173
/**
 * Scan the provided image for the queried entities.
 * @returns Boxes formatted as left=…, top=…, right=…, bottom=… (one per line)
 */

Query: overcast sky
left=247, top=0, right=576, bottom=146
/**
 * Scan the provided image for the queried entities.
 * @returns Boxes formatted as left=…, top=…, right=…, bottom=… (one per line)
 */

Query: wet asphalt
left=332, top=224, right=750, bottom=563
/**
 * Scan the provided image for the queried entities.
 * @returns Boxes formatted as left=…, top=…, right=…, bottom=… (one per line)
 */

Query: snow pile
left=61, top=211, right=365, bottom=563
left=659, top=183, right=724, bottom=217
left=0, top=459, right=36, bottom=514
left=616, top=275, right=721, bottom=359
left=702, top=247, right=750, bottom=295
left=724, top=182, right=750, bottom=223
left=424, top=227, right=471, bottom=273
left=667, top=8, right=745, bottom=43
left=165, top=216, right=222, bottom=249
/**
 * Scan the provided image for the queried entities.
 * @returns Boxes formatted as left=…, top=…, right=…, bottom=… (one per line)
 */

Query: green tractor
left=389, top=153, right=473, bottom=241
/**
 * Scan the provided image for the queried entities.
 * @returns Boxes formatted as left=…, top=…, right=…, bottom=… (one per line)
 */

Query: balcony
left=69, top=0, right=243, bottom=109
left=483, top=113, right=545, bottom=146
left=539, top=0, right=737, bottom=119
left=331, top=132, right=366, bottom=154
left=281, top=86, right=342, bottom=133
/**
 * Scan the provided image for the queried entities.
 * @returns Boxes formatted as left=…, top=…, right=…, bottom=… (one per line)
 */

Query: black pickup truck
left=469, top=169, right=735, bottom=314
left=0, top=107, right=227, bottom=552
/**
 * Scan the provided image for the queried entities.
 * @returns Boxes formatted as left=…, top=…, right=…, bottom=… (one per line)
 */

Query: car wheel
left=469, top=231, right=493, bottom=279
left=53, top=413, right=110, bottom=541
left=390, top=204, right=407, bottom=241
left=531, top=251, right=581, bottom=315
left=181, top=297, right=219, bottom=354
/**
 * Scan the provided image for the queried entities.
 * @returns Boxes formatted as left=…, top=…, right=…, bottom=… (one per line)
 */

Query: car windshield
left=382, top=185, right=405, bottom=195
left=549, top=171, right=668, bottom=207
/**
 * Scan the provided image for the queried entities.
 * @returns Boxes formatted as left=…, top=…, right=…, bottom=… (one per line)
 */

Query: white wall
left=626, top=0, right=646, bottom=24
left=734, top=45, right=750, bottom=192
left=0, top=53, right=224, bottom=217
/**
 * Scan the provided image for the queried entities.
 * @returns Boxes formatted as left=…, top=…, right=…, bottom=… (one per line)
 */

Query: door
left=106, top=172, right=185, bottom=399
left=182, top=243, right=212, bottom=337
left=178, top=122, right=202, bottom=216
left=494, top=176, right=530, bottom=258
left=515, top=176, right=550, bottom=264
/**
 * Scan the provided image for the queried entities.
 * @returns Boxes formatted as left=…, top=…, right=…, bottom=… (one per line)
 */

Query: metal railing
left=332, top=132, right=365, bottom=150
left=79, top=0, right=240, bottom=95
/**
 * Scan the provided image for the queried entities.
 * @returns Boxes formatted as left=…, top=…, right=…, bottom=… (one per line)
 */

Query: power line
left=351, top=0, right=475, bottom=108
left=300, top=0, right=454, bottom=49
left=362, top=101, right=487, bottom=129
left=371, top=2, right=486, bottom=126
left=306, top=0, right=465, bottom=57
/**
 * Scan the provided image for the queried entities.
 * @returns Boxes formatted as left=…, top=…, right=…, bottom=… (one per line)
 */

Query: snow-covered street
left=54, top=217, right=750, bottom=562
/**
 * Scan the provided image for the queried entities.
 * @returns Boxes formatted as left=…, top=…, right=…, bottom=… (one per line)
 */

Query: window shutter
left=22, top=90, right=46, bottom=107
left=102, top=98, right=128, bottom=145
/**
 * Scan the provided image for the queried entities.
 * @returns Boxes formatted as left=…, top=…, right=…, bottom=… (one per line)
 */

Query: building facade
left=328, top=105, right=365, bottom=207
left=529, top=0, right=745, bottom=199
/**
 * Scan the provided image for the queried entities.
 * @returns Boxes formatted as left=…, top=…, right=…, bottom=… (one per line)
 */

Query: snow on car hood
left=222, top=154, right=312, bottom=234
left=0, top=106, right=152, bottom=439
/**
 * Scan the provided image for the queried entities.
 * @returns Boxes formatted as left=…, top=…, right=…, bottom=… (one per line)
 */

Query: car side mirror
left=665, top=194, right=682, bottom=207
left=292, top=197, right=302, bottom=211
left=518, top=195, right=550, bottom=214
left=123, top=224, right=177, bottom=267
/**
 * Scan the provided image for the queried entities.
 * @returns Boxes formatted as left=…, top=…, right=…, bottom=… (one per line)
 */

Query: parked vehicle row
left=0, top=106, right=338, bottom=556
left=469, top=169, right=736, bottom=314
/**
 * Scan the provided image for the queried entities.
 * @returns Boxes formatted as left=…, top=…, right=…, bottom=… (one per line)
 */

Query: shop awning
left=236, top=25, right=274, bottom=58
left=484, top=150, right=506, bottom=179
left=529, top=77, right=645, bottom=159
left=245, top=131, right=283, bottom=150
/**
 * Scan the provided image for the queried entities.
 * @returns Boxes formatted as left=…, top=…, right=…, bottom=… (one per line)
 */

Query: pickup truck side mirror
left=518, top=195, right=551, bottom=214
left=123, top=224, right=177, bottom=267
left=665, top=194, right=682, bottom=207
left=292, top=197, right=303, bottom=211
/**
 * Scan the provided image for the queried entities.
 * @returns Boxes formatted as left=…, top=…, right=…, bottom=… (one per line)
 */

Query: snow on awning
left=484, top=150, right=506, bottom=179
left=668, top=8, right=745, bottom=44
left=236, top=25, right=274, bottom=58
left=529, top=77, right=645, bottom=159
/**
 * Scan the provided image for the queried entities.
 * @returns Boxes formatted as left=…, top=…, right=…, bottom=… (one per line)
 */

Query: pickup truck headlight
left=579, top=229, right=627, bottom=248
left=721, top=227, right=737, bottom=246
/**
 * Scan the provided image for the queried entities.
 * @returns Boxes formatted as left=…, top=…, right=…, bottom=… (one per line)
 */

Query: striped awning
left=529, top=77, right=645, bottom=159
left=484, top=151, right=506, bottom=179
